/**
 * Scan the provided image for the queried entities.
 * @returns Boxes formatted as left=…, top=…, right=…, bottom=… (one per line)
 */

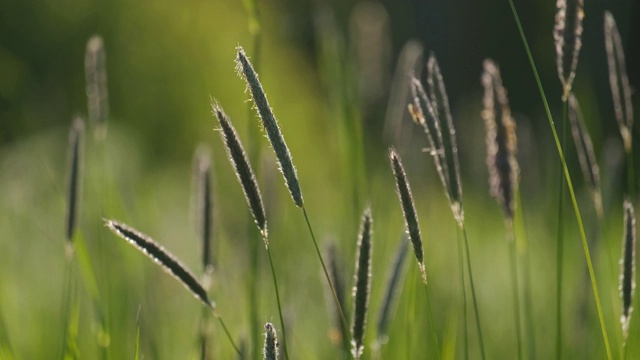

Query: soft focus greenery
left=0, top=0, right=638, bottom=359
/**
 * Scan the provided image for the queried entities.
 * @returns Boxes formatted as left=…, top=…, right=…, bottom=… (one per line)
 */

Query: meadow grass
left=4, top=1, right=640, bottom=359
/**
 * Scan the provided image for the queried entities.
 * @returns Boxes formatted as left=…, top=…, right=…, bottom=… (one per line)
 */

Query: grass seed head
left=263, top=322, right=279, bottom=360
left=212, top=100, right=268, bottom=243
left=235, top=46, right=304, bottom=208
left=604, top=11, right=634, bottom=151
left=351, top=208, right=373, bottom=360
left=105, top=220, right=214, bottom=309
left=481, top=59, right=519, bottom=222
left=620, top=199, right=636, bottom=343
left=85, top=35, right=109, bottom=139
left=65, top=116, right=85, bottom=244
left=554, top=0, right=584, bottom=100
left=389, top=148, right=427, bottom=283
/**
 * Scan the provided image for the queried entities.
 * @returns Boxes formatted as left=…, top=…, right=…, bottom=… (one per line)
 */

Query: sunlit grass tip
left=65, top=116, right=85, bottom=245
left=553, top=0, right=584, bottom=100
left=263, top=322, right=279, bottom=360
left=604, top=11, right=634, bottom=152
left=85, top=35, right=109, bottom=139
left=481, top=59, right=519, bottom=222
left=568, top=93, right=603, bottom=217
left=389, top=148, right=427, bottom=283
left=235, top=46, right=303, bottom=208
left=620, top=199, right=636, bottom=343
left=212, top=99, right=268, bottom=242
left=351, top=208, right=373, bottom=360
left=105, top=220, right=214, bottom=309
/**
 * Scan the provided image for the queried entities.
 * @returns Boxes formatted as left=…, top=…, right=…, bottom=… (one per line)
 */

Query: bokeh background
left=1, top=0, right=639, bottom=359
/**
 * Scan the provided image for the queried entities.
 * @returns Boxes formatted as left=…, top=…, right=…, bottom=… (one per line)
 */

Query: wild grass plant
left=2, top=1, right=639, bottom=359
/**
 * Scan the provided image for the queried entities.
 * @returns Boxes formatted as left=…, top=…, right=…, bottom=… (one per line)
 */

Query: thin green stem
left=406, top=264, right=417, bottom=359
left=460, top=225, right=486, bottom=360
left=266, top=245, right=290, bottom=360
left=507, top=223, right=523, bottom=360
left=212, top=311, right=242, bottom=356
left=456, top=227, right=469, bottom=360
left=423, top=283, right=442, bottom=360
left=515, top=188, right=536, bottom=360
left=247, top=225, right=259, bottom=359
left=302, top=207, right=351, bottom=343
left=506, top=1, right=612, bottom=358
left=555, top=100, right=568, bottom=360
left=626, top=145, right=635, bottom=200
left=58, top=253, right=74, bottom=360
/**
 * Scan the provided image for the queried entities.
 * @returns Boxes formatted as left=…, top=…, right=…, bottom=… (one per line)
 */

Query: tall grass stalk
left=481, top=59, right=522, bottom=359
left=506, top=1, right=612, bottom=358
left=212, top=102, right=289, bottom=359
left=409, top=66, right=483, bottom=357
left=460, top=226, right=486, bottom=360
left=456, top=229, right=469, bottom=360
left=389, top=149, right=441, bottom=359
left=555, top=81, right=568, bottom=360
left=236, top=47, right=351, bottom=344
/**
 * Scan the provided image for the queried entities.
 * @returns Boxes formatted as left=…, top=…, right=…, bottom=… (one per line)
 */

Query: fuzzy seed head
left=620, top=199, right=636, bottom=343
left=65, top=116, right=85, bottom=244
left=351, top=208, right=373, bottom=360
left=389, top=148, right=427, bottom=283
left=212, top=100, right=268, bottom=244
left=481, top=59, right=519, bottom=221
left=235, top=47, right=304, bottom=208
left=263, top=322, right=279, bottom=360
left=554, top=0, right=584, bottom=100
left=85, top=35, right=109, bottom=139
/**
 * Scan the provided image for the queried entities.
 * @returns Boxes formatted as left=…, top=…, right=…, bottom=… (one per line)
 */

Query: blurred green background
left=1, top=0, right=639, bottom=359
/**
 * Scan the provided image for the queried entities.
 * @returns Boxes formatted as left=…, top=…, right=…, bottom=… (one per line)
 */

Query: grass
left=1, top=1, right=638, bottom=359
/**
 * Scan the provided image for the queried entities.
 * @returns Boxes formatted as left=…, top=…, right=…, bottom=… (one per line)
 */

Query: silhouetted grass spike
left=351, top=208, right=373, bottom=360
left=620, top=199, right=636, bottom=343
left=105, top=220, right=213, bottom=308
left=212, top=100, right=268, bottom=242
left=389, top=148, right=427, bottom=283
left=481, top=59, right=519, bottom=221
left=568, top=94, right=603, bottom=217
left=604, top=12, right=634, bottom=151
left=85, top=35, right=109, bottom=138
left=263, top=323, right=279, bottom=360
left=194, top=145, right=214, bottom=272
left=376, top=236, right=409, bottom=343
left=427, top=54, right=464, bottom=224
left=554, top=0, right=584, bottom=100
left=235, top=47, right=303, bottom=208
left=65, top=116, right=85, bottom=243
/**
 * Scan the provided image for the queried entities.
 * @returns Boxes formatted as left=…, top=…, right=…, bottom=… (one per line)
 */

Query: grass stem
left=456, top=228, right=469, bottom=360
left=555, top=99, right=568, bottom=360
left=266, top=245, right=290, bottom=360
left=212, top=311, right=242, bottom=356
left=506, top=1, right=612, bottom=358
left=423, top=282, right=441, bottom=360
left=507, top=223, right=523, bottom=360
left=302, top=206, right=351, bottom=344
left=460, top=225, right=486, bottom=360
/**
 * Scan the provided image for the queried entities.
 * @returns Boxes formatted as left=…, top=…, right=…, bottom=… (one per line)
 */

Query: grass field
left=0, top=0, right=638, bottom=359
